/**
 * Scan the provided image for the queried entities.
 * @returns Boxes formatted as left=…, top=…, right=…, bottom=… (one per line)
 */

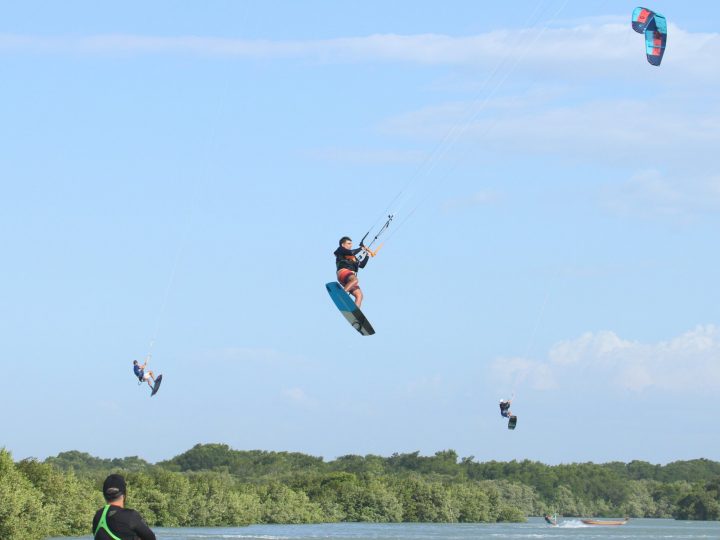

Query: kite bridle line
left=353, top=0, right=572, bottom=405
left=146, top=242, right=184, bottom=359
left=356, top=0, right=573, bottom=250
left=136, top=353, right=152, bottom=386
left=359, top=214, right=394, bottom=258
left=139, top=67, right=232, bottom=372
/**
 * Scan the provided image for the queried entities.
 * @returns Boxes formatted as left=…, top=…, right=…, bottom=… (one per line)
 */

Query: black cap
left=102, top=474, right=126, bottom=500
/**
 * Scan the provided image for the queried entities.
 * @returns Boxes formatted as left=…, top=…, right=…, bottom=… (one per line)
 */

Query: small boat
left=581, top=518, right=629, bottom=526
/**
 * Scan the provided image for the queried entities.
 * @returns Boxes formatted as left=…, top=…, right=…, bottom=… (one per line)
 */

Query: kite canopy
left=632, top=7, right=667, bottom=66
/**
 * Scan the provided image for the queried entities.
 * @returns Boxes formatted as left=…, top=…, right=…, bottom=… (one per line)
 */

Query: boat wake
left=557, top=519, right=588, bottom=528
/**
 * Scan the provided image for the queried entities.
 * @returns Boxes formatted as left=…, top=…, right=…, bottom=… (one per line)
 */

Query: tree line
left=1, top=445, right=718, bottom=539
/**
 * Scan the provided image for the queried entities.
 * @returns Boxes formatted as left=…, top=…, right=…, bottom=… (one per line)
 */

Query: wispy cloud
left=492, top=325, right=720, bottom=392
left=282, top=387, right=308, bottom=401
left=491, top=356, right=558, bottom=391
left=382, top=89, right=720, bottom=224
left=5, top=24, right=716, bottom=221
left=603, top=170, right=720, bottom=219
left=281, top=387, right=319, bottom=409
left=384, top=95, right=720, bottom=163
left=0, top=22, right=715, bottom=77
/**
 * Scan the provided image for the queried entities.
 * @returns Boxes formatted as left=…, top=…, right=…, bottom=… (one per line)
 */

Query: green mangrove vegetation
left=1, top=444, right=719, bottom=539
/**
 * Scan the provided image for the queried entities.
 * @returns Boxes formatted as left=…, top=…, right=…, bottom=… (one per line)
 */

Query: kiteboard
left=151, top=374, right=163, bottom=396
left=325, top=282, right=375, bottom=336
left=508, top=415, right=517, bottom=430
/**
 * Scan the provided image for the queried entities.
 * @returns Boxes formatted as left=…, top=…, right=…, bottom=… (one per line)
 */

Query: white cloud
left=281, top=387, right=319, bottom=409
left=282, top=387, right=308, bottom=402
left=493, top=325, right=720, bottom=392
left=5, top=24, right=716, bottom=222
left=384, top=95, right=720, bottom=164
left=549, top=330, right=633, bottom=366
left=380, top=92, right=720, bottom=224
left=604, top=170, right=720, bottom=219
left=0, top=22, right=714, bottom=79
left=491, top=356, right=558, bottom=391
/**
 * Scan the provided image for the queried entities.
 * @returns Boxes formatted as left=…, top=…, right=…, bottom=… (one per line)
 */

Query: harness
left=94, top=505, right=123, bottom=540
left=336, top=254, right=359, bottom=272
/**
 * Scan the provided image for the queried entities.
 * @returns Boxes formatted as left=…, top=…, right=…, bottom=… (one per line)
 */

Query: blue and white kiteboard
left=151, top=374, right=163, bottom=396
left=325, top=282, right=375, bottom=336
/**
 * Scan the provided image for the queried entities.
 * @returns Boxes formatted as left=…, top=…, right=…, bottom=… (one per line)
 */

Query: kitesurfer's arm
left=130, top=511, right=156, bottom=540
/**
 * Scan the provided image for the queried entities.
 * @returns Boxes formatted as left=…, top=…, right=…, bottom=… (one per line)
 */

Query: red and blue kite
left=632, top=7, right=667, bottom=66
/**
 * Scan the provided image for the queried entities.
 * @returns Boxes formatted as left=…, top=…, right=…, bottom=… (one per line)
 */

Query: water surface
left=51, top=517, right=720, bottom=540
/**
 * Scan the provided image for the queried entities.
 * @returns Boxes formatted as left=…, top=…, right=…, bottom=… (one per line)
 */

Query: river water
left=50, top=518, right=720, bottom=539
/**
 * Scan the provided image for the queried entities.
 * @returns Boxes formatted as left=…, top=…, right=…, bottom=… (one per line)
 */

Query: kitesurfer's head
left=133, top=360, right=138, bottom=365
left=102, top=474, right=126, bottom=503
left=339, top=237, right=352, bottom=247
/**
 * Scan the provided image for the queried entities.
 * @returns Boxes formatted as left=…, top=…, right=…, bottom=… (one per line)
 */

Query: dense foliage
left=1, top=445, right=718, bottom=539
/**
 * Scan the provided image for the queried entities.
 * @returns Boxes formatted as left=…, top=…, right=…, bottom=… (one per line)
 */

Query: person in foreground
left=334, top=236, right=369, bottom=307
left=93, top=473, right=156, bottom=540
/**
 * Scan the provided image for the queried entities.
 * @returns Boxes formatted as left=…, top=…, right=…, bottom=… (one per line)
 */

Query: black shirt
left=334, top=246, right=369, bottom=272
left=92, top=505, right=156, bottom=540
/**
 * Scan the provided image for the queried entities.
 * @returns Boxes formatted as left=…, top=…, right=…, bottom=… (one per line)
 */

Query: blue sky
left=2, top=1, right=719, bottom=465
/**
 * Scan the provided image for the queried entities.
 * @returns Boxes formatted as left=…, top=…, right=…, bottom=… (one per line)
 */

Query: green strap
left=94, top=505, right=123, bottom=540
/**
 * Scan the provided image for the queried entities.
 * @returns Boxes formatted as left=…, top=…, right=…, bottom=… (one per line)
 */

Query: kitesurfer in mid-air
left=499, top=398, right=513, bottom=418
left=334, top=236, right=369, bottom=307
left=133, top=358, right=156, bottom=391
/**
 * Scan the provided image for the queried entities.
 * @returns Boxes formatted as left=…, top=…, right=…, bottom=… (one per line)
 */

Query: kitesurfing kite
left=632, top=7, right=667, bottom=66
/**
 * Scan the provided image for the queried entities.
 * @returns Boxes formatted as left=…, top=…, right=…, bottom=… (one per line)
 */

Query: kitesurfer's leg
left=351, top=287, right=363, bottom=308
left=337, top=269, right=363, bottom=306
left=342, top=273, right=358, bottom=293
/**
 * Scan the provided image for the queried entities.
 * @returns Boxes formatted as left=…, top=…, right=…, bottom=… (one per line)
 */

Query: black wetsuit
left=334, top=246, right=369, bottom=272
left=92, top=505, right=156, bottom=540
